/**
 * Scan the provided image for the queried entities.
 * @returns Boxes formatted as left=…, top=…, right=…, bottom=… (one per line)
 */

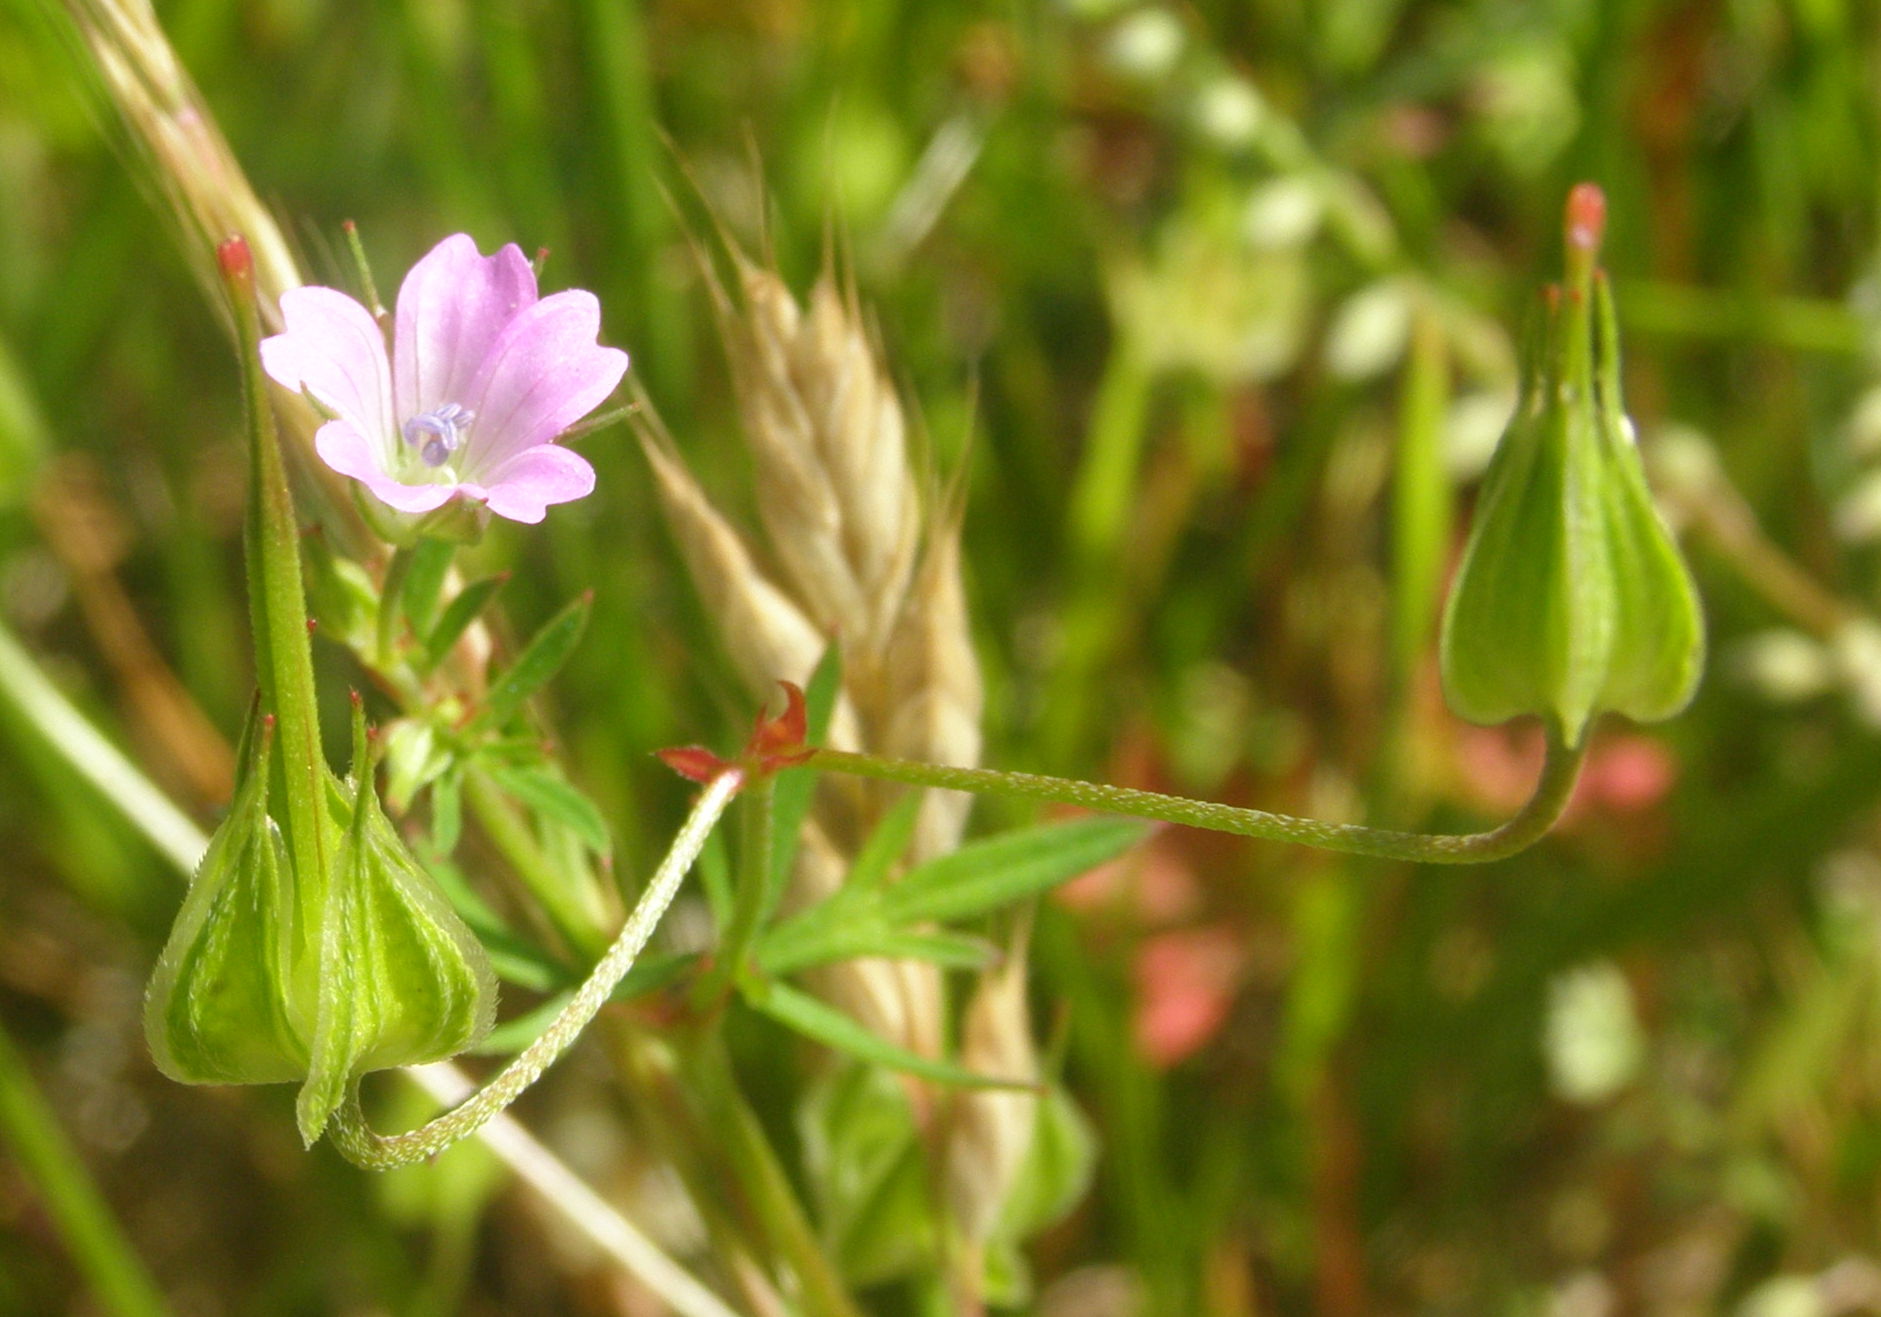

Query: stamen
left=402, top=403, right=474, bottom=468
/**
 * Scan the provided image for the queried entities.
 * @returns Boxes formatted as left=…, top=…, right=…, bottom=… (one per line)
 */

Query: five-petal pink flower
left=260, top=234, right=628, bottom=524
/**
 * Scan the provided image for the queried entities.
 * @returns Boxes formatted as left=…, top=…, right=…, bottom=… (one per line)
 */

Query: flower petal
left=475, top=444, right=597, bottom=524
left=464, top=291, right=628, bottom=475
left=393, top=235, right=537, bottom=421
left=261, top=288, right=393, bottom=449
left=313, top=420, right=457, bottom=515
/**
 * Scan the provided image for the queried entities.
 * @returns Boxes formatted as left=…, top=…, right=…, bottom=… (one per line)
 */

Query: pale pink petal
left=463, top=291, right=628, bottom=475
left=261, top=288, right=393, bottom=447
left=476, top=444, right=597, bottom=524
left=312, top=420, right=457, bottom=515
left=393, top=235, right=537, bottom=420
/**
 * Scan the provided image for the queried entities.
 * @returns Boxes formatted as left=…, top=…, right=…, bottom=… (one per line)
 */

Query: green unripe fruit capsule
left=295, top=701, right=496, bottom=1145
left=144, top=702, right=498, bottom=1145
left=144, top=719, right=310, bottom=1086
left=1440, top=184, right=1704, bottom=746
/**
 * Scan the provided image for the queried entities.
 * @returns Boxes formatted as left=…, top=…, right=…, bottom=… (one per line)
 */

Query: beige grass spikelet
left=637, top=232, right=980, bottom=1065
left=712, top=253, right=920, bottom=660
left=66, top=0, right=368, bottom=547
left=884, top=513, right=983, bottom=863
left=67, top=0, right=301, bottom=327
left=636, top=421, right=865, bottom=748
left=794, top=275, right=920, bottom=647
left=945, top=921, right=1038, bottom=1244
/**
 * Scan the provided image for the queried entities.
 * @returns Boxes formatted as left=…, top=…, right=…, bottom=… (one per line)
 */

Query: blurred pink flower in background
left=261, top=234, right=627, bottom=524
left=1132, top=925, right=1247, bottom=1069
left=1454, top=724, right=1679, bottom=820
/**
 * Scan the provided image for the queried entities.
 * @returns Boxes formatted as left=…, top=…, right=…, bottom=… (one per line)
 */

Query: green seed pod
left=145, top=721, right=310, bottom=1086
left=1440, top=185, right=1703, bottom=746
left=145, top=701, right=497, bottom=1146
left=295, top=704, right=497, bottom=1145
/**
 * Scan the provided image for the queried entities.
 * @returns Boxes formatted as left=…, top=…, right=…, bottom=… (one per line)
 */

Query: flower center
left=402, top=403, right=474, bottom=471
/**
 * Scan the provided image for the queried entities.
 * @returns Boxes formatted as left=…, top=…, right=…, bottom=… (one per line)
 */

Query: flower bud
left=1440, top=185, right=1703, bottom=745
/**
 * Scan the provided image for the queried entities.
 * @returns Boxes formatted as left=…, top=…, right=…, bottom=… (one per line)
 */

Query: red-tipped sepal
left=656, top=681, right=813, bottom=784
left=658, top=745, right=735, bottom=785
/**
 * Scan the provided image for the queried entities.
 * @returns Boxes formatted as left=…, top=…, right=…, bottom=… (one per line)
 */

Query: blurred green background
left=6, top=0, right=1881, bottom=1312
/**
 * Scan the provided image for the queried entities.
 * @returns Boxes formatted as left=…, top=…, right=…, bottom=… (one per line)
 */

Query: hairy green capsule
left=295, top=705, right=496, bottom=1144
left=145, top=723, right=309, bottom=1086
left=144, top=706, right=497, bottom=1144
left=1440, top=185, right=1703, bottom=746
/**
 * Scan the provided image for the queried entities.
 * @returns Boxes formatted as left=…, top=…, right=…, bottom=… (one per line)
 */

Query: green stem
left=374, top=543, right=413, bottom=669
left=685, top=1037, right=864, bottom=1317
left=706, top=776, right=775, bottom=995
left=225, top=242, right=331, bottom=921
left=341, top=220, right=384, bottom=319
left=1390, top=309, right=1451, bottom=690
left=1064, top=335, right=1154, bottom=566
left=326, top=770, right=743, bottom=1169
left=811, top=732, right=1587, bottom=865
left=1043, top=338, right=1154, bottom=759
left=0, top=1020, right=169, bottom=1317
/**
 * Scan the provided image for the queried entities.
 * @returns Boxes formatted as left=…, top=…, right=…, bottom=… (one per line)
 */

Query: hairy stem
left=225, top=241, right=332, bottom=925
left=326, top=770, right=742, bottom=1168
left=811, top=732, right=1586, bottom=864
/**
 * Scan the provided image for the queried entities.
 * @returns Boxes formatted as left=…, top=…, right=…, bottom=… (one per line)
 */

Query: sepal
left=145, top=700, right=497, bottom=1146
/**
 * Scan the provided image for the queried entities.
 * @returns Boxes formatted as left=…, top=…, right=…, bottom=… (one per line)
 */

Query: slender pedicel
left=808, top=735, right=1586, bottom=865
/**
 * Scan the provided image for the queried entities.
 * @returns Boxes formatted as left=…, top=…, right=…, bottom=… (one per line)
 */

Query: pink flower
left=1131, top=926, right=1245, bottom=1069
left=260, top=234, right=628, bottom=524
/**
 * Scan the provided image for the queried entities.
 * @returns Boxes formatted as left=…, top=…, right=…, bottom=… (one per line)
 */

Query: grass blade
left=883, top=817, right=1148, bottom=925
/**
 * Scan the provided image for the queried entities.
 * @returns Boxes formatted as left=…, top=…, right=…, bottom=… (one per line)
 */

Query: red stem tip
left=1565, top=183, right=1606, bottom=257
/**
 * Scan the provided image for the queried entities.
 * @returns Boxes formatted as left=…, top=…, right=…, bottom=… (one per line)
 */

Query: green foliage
left=757, top=812, right=1142, bottom=975
left=747, top=980, right=1027, bottom=1092
left=475, top=592, right=592, bottom=732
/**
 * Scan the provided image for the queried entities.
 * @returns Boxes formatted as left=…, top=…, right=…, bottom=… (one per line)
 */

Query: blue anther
left=402, top=403, right=474, bottom=468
